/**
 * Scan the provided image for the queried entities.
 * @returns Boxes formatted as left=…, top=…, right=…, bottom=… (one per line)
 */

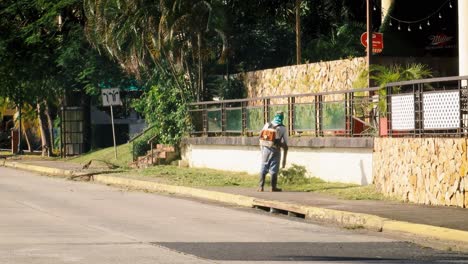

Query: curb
left=2, top=162, right=467, bottom=251
left=382, top=220, right=468, bottom=248
left=93, top=175, right=255, bottom=208
left=3, top=161, right=75, bottom=177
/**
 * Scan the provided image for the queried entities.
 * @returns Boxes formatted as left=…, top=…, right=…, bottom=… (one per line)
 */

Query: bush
left=279, top=164, right=308, bottom=185
left=132, top=73, right=191, bottom=146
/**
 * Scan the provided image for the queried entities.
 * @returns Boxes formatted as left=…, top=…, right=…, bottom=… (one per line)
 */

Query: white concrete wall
left=287, top=148, right=373, bottom=185
left=182, top=144, right=373, bottom=185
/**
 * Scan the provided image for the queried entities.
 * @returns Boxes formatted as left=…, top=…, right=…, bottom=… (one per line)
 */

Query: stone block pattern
left=240, top=57, right=366, bottom=101
left=373, top=138, right=467, bottom=208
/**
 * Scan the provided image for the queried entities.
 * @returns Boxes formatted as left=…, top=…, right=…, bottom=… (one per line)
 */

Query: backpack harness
left=259, top=122, right=284, bottom=148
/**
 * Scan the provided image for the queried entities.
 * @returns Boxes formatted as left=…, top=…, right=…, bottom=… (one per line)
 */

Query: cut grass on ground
left=122, top=165, right=390, bottom=201
left=69, top=143, right=132, bottom=168
left=67, top=145, right=391, bottom=201
left=0, top=151, right=12, bottom=156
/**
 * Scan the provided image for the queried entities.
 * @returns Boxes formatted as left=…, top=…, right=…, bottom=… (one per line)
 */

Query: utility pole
left=367, top=0, right=373, bottom=89
left=296, top=0, right=302, bottom=65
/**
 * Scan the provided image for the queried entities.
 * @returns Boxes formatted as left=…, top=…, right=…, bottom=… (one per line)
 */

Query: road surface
left=1, top=167, right=467, bottom=263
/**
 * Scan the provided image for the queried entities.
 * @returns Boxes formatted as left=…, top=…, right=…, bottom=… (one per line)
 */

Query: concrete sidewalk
left=2, top=158, right=468, bottom=252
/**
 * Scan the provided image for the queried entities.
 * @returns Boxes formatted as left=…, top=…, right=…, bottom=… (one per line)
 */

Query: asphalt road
left=1, top=167, right=468, bottom=264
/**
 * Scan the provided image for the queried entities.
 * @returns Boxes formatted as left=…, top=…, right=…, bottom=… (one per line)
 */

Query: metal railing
left=128, top=124, right=157, bottom=161
left=188, top=75, right=468, bottom=138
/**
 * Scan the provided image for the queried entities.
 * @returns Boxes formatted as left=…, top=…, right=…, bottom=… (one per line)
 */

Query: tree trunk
left=198, top=32, right=203, bottom=101
left=44, top=100, right=55, bottom=152
left=22, top=127, right=32, bottom=153
left=295, top=0, right=301, bottom=65
left=37, top=102, right=52, bottom=156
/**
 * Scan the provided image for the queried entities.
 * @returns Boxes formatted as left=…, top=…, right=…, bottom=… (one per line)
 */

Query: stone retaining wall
left=373, top=138, right=468, bottom=208
left=240, top=57, right=366, bottom=99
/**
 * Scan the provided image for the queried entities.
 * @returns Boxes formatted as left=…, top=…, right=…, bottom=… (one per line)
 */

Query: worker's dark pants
left=259, top=146, right=281, bottom=188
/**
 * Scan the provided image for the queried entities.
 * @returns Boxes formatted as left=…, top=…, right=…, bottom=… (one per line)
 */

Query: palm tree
left=370, top=63, right=432, bottom=116
left=160, top=0, right=227, bottom=101
left=84, top=0, right=227, bottom=101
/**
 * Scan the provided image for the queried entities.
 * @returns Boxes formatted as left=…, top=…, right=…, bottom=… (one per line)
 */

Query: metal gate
left=61, top=107, right=84, bottom=156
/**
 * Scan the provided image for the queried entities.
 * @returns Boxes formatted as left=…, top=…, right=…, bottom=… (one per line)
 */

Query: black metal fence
left=188, top=76, right=468, bottom=138
left=61, top=106, right=84, bottom=156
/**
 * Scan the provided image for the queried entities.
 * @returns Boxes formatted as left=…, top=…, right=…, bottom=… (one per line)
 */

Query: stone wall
left=240, top=57, right=366, bottom=98
left=373, top=138, right=468, bottom=208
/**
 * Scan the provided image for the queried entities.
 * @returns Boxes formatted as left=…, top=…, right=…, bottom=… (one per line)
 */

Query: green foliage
left=53, top=117, right=61, bottom=152
left=0, top=0, right=126, bottom=110
left=353, top=63, right=432, bottom=116
left=373, top=63, right=432, bottom=116
left=206, top=76, right=246, bottom=100
left=132, top=72, right=192, bottom=146
left=279, top=164, right=308, bottom=185
left=303, top=22, right=366, bottom=62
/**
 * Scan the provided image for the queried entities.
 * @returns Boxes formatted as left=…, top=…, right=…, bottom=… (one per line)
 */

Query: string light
left=374, top=0, right=454, bottom=31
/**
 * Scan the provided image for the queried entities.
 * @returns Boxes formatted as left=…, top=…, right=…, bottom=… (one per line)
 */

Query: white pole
left=110, top=105, right=117, bottom=159
left=381, top=0, right=394, bottom=23
left=460, top=1, right=468, bottom=86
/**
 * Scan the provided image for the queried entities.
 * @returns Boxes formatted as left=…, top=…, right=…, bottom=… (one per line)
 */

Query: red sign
left=361, top=32, right=383, bottom=53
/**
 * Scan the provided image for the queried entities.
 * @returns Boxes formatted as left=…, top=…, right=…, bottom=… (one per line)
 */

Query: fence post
left=347, top=92, right=352, bottom=137
left=203, top=104, right=208, bottom=136
left=318, top=95, right=323, bottom=137
left=314, top=95, right=319, bottom=136
left=458, top=80, right=467, bottom=136
left=241, top=101, right=247, bottom=135
left=387, top=86, right=392, bottom=137
left=221, top=102, right=226, bottom=136
left=417, top=83, right=424, bottom=137
left=289, top=97, right=294, bottom=136
left=263, top=98, right=270, bottom=124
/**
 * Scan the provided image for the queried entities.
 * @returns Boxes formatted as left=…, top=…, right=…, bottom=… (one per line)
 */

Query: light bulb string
left=374, top=0, right=452, bottom=24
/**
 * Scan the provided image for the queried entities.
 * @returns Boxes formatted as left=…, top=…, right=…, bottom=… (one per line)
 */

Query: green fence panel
left=207, top=109, right=222, bottom=132
left=226, top=108, right=242, bottom=132
left=246, top=107, right=263, bottom=131
left=322, top=102, right=346, bottom=130
left=190, top=110, right=204, bottom=133
left=294, top=104, right=315, bottom=130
